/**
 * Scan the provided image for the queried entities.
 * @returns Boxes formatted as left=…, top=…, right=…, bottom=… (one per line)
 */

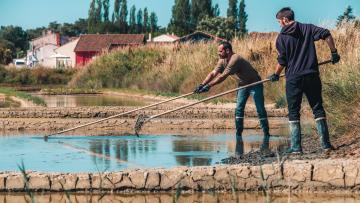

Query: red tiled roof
left=74, top=34, right=145, bottom=52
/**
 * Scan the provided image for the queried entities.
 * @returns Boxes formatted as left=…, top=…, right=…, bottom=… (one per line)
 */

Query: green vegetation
left=0, top=65, right=76, bottom=85
left=0, top=87, right=46, bottom=106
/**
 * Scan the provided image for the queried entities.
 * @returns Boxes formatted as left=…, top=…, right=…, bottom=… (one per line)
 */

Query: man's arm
left=208, top=72, right=230, bottom=87
left=324, top=34, right=340, bottom=64
left=194, top=69, right=220, bottom=93
left=196, top=70, right=229, bottom=93
left=269, top=37, right=287, bottom=82
left=274, top=63, right=285, bottom=75
left=268, top=63, right=284, bottom=82
left=325, top=35, right=337, bottom=52
left=202, top=69, right=220, bottom=85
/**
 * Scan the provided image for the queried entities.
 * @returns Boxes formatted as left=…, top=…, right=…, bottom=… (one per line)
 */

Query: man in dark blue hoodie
left=268, top=7, right=340, bottom=154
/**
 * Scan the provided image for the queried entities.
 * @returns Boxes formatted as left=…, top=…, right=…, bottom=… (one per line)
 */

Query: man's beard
left=219, top=54, right=227, bottom=59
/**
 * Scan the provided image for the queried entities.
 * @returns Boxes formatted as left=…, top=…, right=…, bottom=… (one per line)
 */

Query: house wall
left=35, top=44, right=58, bottom=67
left=30, top=32, right=59, bottom=50
left=75, top=51, right=98, bottom=67
left=55, top=38, right=79, bottom=67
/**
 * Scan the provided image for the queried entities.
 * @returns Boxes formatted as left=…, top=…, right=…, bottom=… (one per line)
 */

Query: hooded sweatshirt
left=276, top=21, right=331, bottom=80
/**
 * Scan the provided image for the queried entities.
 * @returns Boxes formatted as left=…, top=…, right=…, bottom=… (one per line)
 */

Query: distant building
left=148, top=34, right=179, bottom=44
left=26, top=30, right=69, bottom=67
left=176, top=31, right=226, bottom=43
left=74, top=34, right=146, bottom=66
left=54, top=38, right=79, bottom=68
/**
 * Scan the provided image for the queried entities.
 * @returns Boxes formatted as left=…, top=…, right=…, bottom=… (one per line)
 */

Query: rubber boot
left=315, top=118, right=333, bottom=151
left=235, top=135, right=244, bottom=157
left=287, top=121, right=302, bottom=154
left=259, top=119, right=271, bottom=151
left=235, top=117, right=244, bottom=137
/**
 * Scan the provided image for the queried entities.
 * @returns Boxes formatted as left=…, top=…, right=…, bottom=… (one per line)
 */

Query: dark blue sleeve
left=310, top=24, right=331, bottom=41
left=276, top=36, right=287, bottom=66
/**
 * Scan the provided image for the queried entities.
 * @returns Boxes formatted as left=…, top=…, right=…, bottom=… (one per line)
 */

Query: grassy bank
left=70, top=23, right=359, bottom=134
left=0, top=87, right=46, bottom=107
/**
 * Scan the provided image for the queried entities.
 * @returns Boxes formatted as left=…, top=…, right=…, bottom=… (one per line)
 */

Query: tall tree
left=150, top=12, right=158, bottom=33
left=227, top=0, right=238, bottom=31
left=129, top=5, right=137, bottom=33
left=119, top=0, right=128, bottom=33
left=227, top=0, right=238, bottom=19
left=48, top=21, right=61, bottom=32
left=136, top=9, right=143, bottom=33
left=337, top=6, right=356, bottom=26
left=113, top=0, right=121, bottom=22
left=0, top=26, right=28, bottom=52
left=87, top=0, right=97, bottom=33
left=168, top=0, right=192, bottom=36
left=103, top=0, right=110, bottom=22
left=73, top=18, right=88, bottom=35
left=197, top=16, right=236, bottom=40
left=191, top=0, right=214, bottom=29
left=143, top=7, right=150, bottom=33
left=238, top=0, right=248, bottom=35
left=95, top=0, right=102, bottom=23
left=213, top=3, right=220, bottom=17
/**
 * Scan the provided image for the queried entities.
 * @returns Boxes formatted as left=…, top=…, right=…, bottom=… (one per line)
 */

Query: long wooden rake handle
left=137, top=59, right=333, bottom=132
left=147, top=78, right=277, bottom=121
left=44, top=92, right=195, bottom=140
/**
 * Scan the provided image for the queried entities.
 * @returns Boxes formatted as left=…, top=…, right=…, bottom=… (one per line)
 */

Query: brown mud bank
left=1, top=159, right=360, bottom=193
left=0, top=106, right=288, bottom=135
left=0, top=117, right=288, bottom=136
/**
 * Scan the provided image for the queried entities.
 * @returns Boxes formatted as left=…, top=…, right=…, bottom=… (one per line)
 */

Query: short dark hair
left=220, top=41, right=233, bottom=52
left=276, top=7, right=295, bottom=21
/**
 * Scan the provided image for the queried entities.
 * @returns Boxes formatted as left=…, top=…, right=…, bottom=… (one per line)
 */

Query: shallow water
left=36, top=94, right=155, bottom=107
left=0, top=133, right=288, bottom=172
left=0, top=192, right=359, bottom=203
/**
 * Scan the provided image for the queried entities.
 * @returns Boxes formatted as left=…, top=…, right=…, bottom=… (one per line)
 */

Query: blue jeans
left=235, top=84, right=269, bottom=137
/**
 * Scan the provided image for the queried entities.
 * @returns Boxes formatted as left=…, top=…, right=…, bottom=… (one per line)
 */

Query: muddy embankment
left=0, top=106, right=288, bottom=135
left=1, top=159, right=360, bottom=192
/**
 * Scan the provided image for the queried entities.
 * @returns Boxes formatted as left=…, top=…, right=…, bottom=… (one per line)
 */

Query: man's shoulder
left=230, top=54, right=246, bottom=62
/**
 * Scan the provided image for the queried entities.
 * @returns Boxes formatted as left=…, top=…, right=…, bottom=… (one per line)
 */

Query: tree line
left=0, top=1, right=358, bottom=65
left=168, top=0, right=248, bottom=39
left=87, top=0, right=160, bottom=34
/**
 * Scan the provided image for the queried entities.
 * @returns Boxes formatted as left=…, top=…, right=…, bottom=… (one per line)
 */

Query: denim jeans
left=235, top=84, right=269, bottom=137
left=235, top=84, right=268, bottom=120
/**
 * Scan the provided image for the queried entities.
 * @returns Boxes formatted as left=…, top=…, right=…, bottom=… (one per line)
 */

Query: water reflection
left=87, top=138, right=158, bottom=169
left=0, top=133, right=289, bottom=172
left=1, top=192, right=359, bottom=203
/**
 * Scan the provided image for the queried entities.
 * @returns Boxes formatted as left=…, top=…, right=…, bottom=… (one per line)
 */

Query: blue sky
left=0, top=0, right=359, bottom=32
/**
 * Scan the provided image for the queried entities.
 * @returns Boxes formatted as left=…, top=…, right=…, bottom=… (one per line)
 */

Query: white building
left=27, top=30, right=69, bottom=68
left=148, top=34, right=179, bottom=44
left=54, top=38, right=79, bottom=68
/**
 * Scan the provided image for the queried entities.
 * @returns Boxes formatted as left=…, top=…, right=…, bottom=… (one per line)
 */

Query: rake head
left=134, top=114, right=149, bottom=136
